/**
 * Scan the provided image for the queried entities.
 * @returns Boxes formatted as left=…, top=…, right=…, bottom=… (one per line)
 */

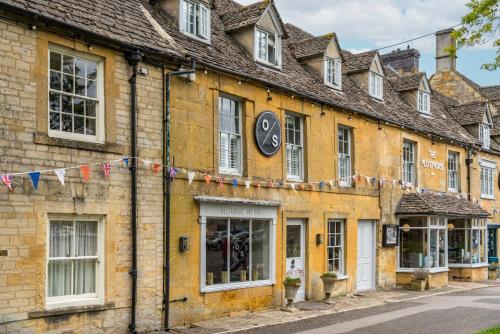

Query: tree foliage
left=451, top=0, right=499, bottom=70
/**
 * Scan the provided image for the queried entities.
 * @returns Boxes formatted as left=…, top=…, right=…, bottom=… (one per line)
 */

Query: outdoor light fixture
left=316, top=234, right=324, bottom=245
left=447, top=223, right=455, bottom=230
left=402, top=223, right=410, bottom=233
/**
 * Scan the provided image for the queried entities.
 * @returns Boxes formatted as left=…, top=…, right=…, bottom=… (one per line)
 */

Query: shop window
left=480, top=159, right=495, bottom=199
left=286, top=114, right=304, bottom=181
left=402, top=140, right=416, bottom=186
left=327, top=220, right=344, bottom=274
left=47, top=217, right=103, bottom=309
left=338, top=126, right=352, bottom=186
left=180, top=0, right=211, bottom=42
left=398, top=216, right=447, bottom=270
left=447, top=152, right=459, bottom=192
left=255, top=28, right=281, bottom=67
left=49, top=46, right=104, bottom=143
left=369, top=71, right=383, bottom=100
left=448, top=218, right=487, bottom=266
left=218, top=96, right=242, bottom=175
left=325, top=57, right=341, bottom=89
left=204, top=218, right=271, bottom=287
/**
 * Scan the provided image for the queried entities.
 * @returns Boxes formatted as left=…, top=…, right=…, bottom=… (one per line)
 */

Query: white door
left=357, top=220, right=375, bottom=291
left=286, top=219, right=306, bottom=301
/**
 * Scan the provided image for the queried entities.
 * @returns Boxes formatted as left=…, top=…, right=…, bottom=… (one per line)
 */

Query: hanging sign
left=255, top=111, right=281, bottom=157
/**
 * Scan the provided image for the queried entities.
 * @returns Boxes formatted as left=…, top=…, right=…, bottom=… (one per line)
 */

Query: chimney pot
left=380, top=48, right=420, bottom=74
left=435, top=28, right=456, bottom=72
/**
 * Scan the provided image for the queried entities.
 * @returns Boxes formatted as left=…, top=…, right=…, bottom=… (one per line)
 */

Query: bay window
left=47, top=217, right=103, bottom=309
left=398, top=216, right=447, bottom=270
left=218, top=96, right=242, bottom=175
left=327, top=220, right=344, bottom=274
left=338, top=126, right=352, bottom=186
left=447, top=152, right=459, bottom=192
left=480, top=159, right=495, bottom=199
left=256, top=28, right=281, bottom=67
left=369, top=72, right=383, bottom=99
left=402, top=140, right=416, bottom=186
left=286, top=114, right=304, bottom=180
left=180, top=0, right=211, bottom=41
left=325, top=57, right=341, bottom=89
left=448, top=218, right=487, bottom=266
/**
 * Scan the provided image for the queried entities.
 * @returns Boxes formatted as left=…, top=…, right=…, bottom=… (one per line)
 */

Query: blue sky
left=237, top=0, right=498, bottom=86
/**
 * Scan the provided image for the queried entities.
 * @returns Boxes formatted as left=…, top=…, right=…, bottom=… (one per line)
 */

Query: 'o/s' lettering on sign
left=255, top=111, right=282, bottom=157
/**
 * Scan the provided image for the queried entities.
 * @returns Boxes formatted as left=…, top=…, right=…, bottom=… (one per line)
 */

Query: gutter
left=163, top=61, right=196, bottom=332
left=125, top=49, right=143, bottom=334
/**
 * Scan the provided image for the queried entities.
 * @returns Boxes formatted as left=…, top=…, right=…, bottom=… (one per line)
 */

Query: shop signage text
left=421, top=150, right=444, bottom=171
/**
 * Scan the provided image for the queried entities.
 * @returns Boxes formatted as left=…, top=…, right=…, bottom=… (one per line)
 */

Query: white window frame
left=337, top=126, right=352, bottom=186
left=179, top=0, right=211, bottom=43
left=327, top=220, right=345, bottom=275
left=324, top=57, right=342, bottom=89
left=286, top=114, right=304, bottom=181
left=254, top=27, right=281, bottom=68
left=479, top=123, right=491, bottom=149
left=218, top=95, right=243, bottom=176
left=448, top=218, right=488, bottom=268
left=48, top=45, right=105, bottom=144
left=46, top=216, right=104, bottom=310
left=198, top=200, right=277, bottom=293
left=402, top=140, right=416, bottom=186
left=447, top=151, right=459, bottom=192
left=417, top=90, right=431, bottom=115
left=369, top=71, right=383, bottom=100
left=480, top=159, right=495, bottom=199
left=397, top=216, right=448, bottom=273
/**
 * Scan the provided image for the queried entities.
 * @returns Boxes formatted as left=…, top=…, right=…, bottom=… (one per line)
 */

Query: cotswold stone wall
left=0, top=17, right=164, bottom=333
left=430, top=70, right=484, bottom=104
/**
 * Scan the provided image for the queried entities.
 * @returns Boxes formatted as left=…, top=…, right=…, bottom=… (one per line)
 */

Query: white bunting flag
left=188, top=172, right=196, bottom=185
left=329, top=180, right=334, bottom=188
left=244, top=180, right=251, bottom=189
left=143, top=160, right=151, bottom=169
left=290, top=183, right=296, bottom=192
left=54, top=169, right=65, bottom=186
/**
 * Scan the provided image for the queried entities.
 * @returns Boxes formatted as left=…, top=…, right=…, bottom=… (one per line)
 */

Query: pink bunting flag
left=102, top=163, right=111, bottom=179
left=1, top=174, right=13, bottom=191
left=153, top=163, right=161, bottom=175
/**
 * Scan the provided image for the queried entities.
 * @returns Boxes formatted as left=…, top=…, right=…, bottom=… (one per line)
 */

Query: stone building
left=0, top=0, right=499, bottom=333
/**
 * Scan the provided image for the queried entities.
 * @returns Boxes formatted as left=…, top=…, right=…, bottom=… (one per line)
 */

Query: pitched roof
left=389, top=73, right=424, bottom=92
left=396, top=192, right=490, bottom=218
left=343, top=50, right=377, bottom=74
left=290, top=33, right=339, bottom=60
left=448, top=101, right=489, bottom=126
left=480, top=85, right=500, bottom=101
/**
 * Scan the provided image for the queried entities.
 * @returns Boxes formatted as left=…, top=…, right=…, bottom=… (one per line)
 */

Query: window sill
left=201, top=280, right=275, bottom=293
left=448, top=263, right=489, bottom=268
left=334, top=274, right=349, bottom=281
left=180, top=31, right=211, bottom=45
left=34, top=133, right=124, bottom=154
left=255, top=60, right=282, bottom=71
left=28, top=301, right=114, bottom=319
left=397, top=268, right=449, bottom=274
left=481, top=195, right=495, bottom=200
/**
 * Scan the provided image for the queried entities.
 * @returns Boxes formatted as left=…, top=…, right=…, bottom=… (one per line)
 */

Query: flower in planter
left=413, top=268, right=430, bottom=281
left=284, top=268, right=304, bottom=285
left=321, top=271, right=339, bottom=279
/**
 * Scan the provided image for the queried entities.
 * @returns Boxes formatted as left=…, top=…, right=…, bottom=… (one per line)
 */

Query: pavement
left=168, top=280, right=500, bottom=334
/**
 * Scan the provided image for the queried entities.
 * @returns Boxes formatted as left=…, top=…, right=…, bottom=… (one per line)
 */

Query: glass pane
left=430, top=230, right=438, bottom=268
left=472, top=230, right=481, bottom=264
left=87, top=80, right=97, bottom=98
left=62, top=95, right=72, bottom=114
left=439, top=229, right=446, bottom=267
left=480, top=229, right=486, bottom=263
left=87, top=61, right=97, bottom=80
left=50, top=71, right=61, bottom=91
left=251, top=220, right=270, bottom=281
left=48, top=259, right=72, bottom=297
left=74, top=259, right=96, bottom=294
left=75, top=77, right=86, bottom=96
left=50, top=52, right=62, bottom=71
left=75, top=221, right=97, bottom=256
left=62, top=55, right=74, bottom=74
left=62, top=113, right=72, bottom=132
left=86, top=101, right=96, bottom=117
left=63, top=74, right=74, bottom=93
left=74, top=98, right=84, bottom=115
left=49, top=92, right=61, bottom=111
left=448, top=229, right=470, bottom=264
left=229, top=219, right=250, bottom=283
left=75, top=58, right=86, bottom=77
left=205, top=219, right=228, bottom=285
left=400, top=217, right=427, bottom=228
left=74, top=117, right=84, bottom=134
left=50, top=221, right=73, bottom=257
left=86, top=118, right=96, bottom=135
left=50, top=112, right=60, bottom=130
left=287, top=225, right=301, bottom=258
left=399, top=228, right=427, bottom=268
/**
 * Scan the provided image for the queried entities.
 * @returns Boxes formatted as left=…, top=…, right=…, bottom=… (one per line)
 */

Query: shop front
left=395, top=192, right=490, bottom=287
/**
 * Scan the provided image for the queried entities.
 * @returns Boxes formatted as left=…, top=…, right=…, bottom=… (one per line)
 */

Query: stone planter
left=283, top=282, right=301, bottom=310
left=321, top=277, right=336, bottom=304
left=489, top=270, right=498, bottom=280
left=410, top=279, right=426, bottom=292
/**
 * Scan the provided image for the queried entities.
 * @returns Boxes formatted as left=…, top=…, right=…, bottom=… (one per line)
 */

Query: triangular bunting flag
left=188, top=172, right=196, bottom=185
left=329, top=180, right=335, bottom=188
left=267, top=180, right=273, bottom=188
left=204, top=175, right=211, bottom=184
left=28, top=172, right=40, bottom=190
left=319, top=181, right=325, bottom=190
left=232, top=179, right=238, bottom=188
left=256, top=182, right=261, bottom=189
left=123, top=158, right=129, bottom=167
left=143, top=160, right=151, bottom=169
left=1, top=174, right=13, bottom=191
left=102, top=163, right=111, bottom=179
left=218, top=177, right=224, bottom=186
left=153, top=163, right=161, bottom=175
left=80, top=165, right=90, bottom=182
left=290, top=183, right=296, bottom=192
left=244, top=180, right=251, bottom=189
left=169, top=167, right=177, bottom=179
left=54, top=169, right=65, bottom=185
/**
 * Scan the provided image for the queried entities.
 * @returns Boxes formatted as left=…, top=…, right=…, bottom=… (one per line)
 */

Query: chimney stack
left=380, top=47, right=420, bottom=74
left=435, top=28, right=456, bottom=72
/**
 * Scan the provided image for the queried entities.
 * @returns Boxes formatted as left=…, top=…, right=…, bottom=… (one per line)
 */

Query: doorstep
left=168, top=280, right=500, bottom=334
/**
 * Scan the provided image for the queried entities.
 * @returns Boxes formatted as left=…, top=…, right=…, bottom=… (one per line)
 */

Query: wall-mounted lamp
left=316, top=234, right=324, bottom=245
left=348, top=116, right=352, bottom=121
left=402, top=224, right=410, bottom=233
left=267, top=90, right=272, bottom=102
left=320, top=110, right=326, bottom=117
left=179, top=236, right=189, bottom=252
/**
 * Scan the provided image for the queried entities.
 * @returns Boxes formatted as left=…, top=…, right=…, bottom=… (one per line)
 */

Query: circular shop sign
left=255, top=111, right=282, bottom=157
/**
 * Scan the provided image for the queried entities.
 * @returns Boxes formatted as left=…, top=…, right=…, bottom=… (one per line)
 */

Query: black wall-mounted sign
left=255, top=111, right=282, bottom=157
left=383, top=224, right=399, bottom=247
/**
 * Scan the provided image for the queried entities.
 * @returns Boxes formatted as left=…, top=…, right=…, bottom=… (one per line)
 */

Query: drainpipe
left=163, top=61, right=196, bottom=331
left=126, top=49, right=143, bottom=334
left=466, top=147, right=474, bottom=201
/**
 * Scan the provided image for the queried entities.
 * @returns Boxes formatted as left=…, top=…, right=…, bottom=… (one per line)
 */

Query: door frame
left=286, top=218, right=307, bottom=301
left=356, top=220, right=377, bottom=292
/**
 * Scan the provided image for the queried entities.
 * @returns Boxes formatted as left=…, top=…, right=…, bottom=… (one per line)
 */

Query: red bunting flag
left=102, top=163, right=111, bottom=179
left=204, top=175, right=211, bottom=184
left=80, top=165, right=90, bottom=183
left=153, top=163, right=161, bottom=175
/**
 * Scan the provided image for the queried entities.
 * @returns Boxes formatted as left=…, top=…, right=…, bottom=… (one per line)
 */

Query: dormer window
left=256, top=28, right=281, bottom=67
left=180, top=0, right=210, bottom=42
left=480, top=123, right=491, bottom=149
left=325, top=57, right=341, bottom=89
left=417, top=90, right=430, bottom=114
left=369, top=72, right=383, bottom=100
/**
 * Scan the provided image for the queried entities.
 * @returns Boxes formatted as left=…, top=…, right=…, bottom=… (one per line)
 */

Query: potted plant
left=283, top=268, right=304, bottom=310
left=411, top=268, right=429, bottom=292
left=488, top=263, right=499, bottom=280
left=320, top=271, right=338, bottom=304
